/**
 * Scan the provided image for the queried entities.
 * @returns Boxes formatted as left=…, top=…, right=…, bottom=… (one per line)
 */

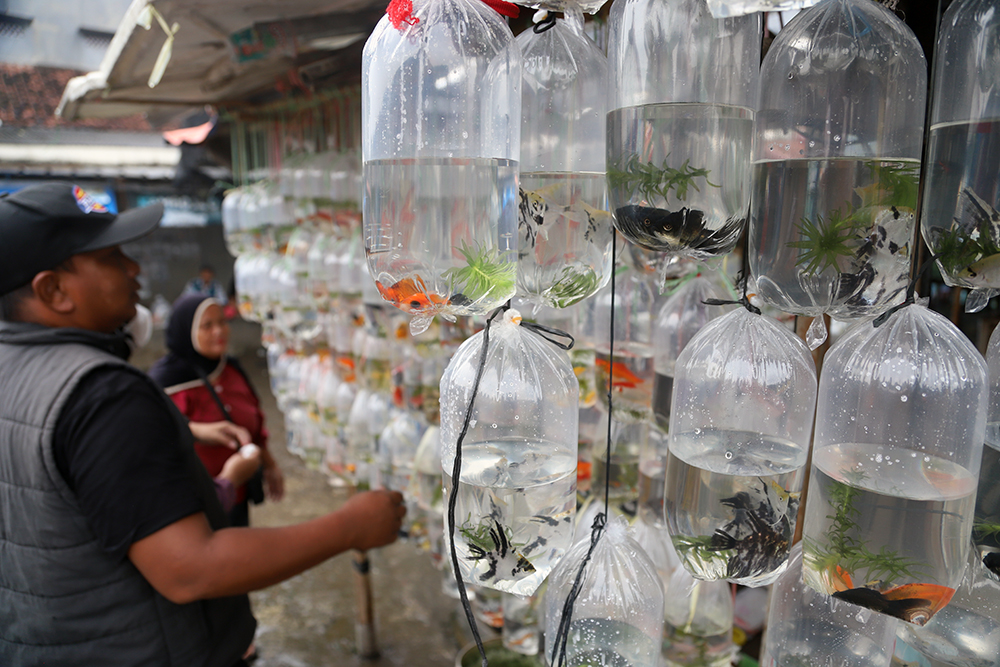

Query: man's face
left=57, top=246, right=142, bottom=333
left=199, top=269, right=214, bottom=284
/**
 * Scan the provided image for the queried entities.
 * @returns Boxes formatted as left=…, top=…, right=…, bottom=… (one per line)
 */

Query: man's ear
left=31, top=270, right=75, bottom=315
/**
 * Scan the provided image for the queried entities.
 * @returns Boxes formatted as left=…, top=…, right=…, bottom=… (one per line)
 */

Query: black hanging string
left=549, top=512, right=606, bottom=667
left=533, top=12, right=558, bottom=33
left=702, top=272, right=761, bottom=315
left=445, top=301, right=576, bottom=667
left=550, top=232, right=619, bottom=667
left=447, top=305, right=505, bottom=667
left=872, top=253, right=942, bottom=328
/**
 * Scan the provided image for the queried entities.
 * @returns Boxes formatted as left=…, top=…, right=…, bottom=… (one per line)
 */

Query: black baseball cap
left=0, top=183, right=163, bottom=295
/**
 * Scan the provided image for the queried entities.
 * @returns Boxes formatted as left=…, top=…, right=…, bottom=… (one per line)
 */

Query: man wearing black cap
left=0, top=183, right=406, bottom=666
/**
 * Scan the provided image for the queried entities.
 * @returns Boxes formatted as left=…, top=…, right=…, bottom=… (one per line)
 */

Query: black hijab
left=148, top=293, right=225, bottom=389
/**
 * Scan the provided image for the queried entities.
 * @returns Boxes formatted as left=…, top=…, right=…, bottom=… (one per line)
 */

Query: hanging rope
left=549, top=511, right=606, bottom=667
left=446, top=306, right=504, bottom=667
left=550, top=231, right=620, bottom=667
left=445, top=300, right=574, bottom=667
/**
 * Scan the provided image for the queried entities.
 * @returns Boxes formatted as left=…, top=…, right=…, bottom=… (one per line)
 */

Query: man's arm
left=128, top=489, right=404, bottom=604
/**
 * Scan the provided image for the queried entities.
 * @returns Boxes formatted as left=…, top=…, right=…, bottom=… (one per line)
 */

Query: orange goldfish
left=336, top=356, right=356, bottom=383
left=595, top=358, right=644, bottom=390
left=375, top=275, right=449, bottom=313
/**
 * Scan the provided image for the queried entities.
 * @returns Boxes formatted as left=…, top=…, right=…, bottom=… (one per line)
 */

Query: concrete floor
left=134, top=319, right=493, bottom=667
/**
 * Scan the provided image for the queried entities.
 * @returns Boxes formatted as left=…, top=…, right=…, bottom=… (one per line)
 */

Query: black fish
left=615, top=205, right=704, bottom=248
left=614, top=205, right=743, bottom=254
left=709, top=504, right=790, bottom=581
left=464, top=519, right=535, bottom=582
left=985, top=551, right=1000, bottom=577
left=831, top=585, right=946, bottom=626
left=706, top=479, right=796, bottom=580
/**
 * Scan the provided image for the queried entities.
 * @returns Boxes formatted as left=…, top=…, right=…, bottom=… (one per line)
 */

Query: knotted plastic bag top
left=665, top=306, right=816, bottom=586
left=544, top=515, right=665, bottom=667
left=362, top=0, right=522, bottom=331
left=440, top=309, right=578, bottom=595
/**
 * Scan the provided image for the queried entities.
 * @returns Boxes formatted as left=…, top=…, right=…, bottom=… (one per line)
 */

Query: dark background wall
left=124, top=225, right=235, bottom=305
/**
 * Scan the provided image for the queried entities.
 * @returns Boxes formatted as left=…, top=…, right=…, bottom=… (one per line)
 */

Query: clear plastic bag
left=980, top=323, right=1000, bottom=559
left=517, top=0, right=610, bottom=15
left=665, top=306, right=817, bottom=586
left=749, top=0, right=927, bottom=320
left=362, top=0, right=521, bottom=334
left=379, top=410, right=427, bottom=494
left=898, top=541, right=1000, bottom=666
left=662, top=566, right=737, bottom=667
left=607, top=0, right=760, bottom=262
left=920, top=0, right=1000, bottom=312
left=440, top=309, right=578, bottom=595
left=762, top=543, right=899, bottom=667
left=652, top=275, right=728, bottom=431
left=637, top=425, right=668, bottom=527
left=593, top=259, right=656, bottom=423
left=801, top=304, right=988, bottom=625
left=544, top=515, right=664, bottom=667
left=517, top=9, right=614, bottom=310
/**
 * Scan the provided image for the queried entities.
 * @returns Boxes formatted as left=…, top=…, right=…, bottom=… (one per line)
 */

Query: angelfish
left=464, top=519, right=536, bottom=583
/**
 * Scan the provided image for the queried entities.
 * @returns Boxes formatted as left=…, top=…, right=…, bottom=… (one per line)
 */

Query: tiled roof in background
left=0, top=64, right=151, bottom=131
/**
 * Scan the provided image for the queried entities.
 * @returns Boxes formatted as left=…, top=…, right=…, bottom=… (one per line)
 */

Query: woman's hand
left=189, top=421, right=252, bottom=450
left=218, top=445, right=263, bottom=488
left=262, top=448, right=285, bottom=501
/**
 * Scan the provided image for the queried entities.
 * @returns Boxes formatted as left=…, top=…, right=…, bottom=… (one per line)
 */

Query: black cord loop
left=872, top=253, right=941, bottom=328
left=520, top=320, right=575, bottom=350
left=702, top=294, right=761, bottom=315
left=702, top=272, right=760, bottom=314
left=533, top=12, right=558, bottom=33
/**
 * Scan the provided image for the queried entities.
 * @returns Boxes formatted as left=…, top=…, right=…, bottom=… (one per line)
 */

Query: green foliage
left=458, top=514, right=504, bottom=552
left=973, top=519, right=1000, bottom=542
left=866, top=162, right=920, bottom=209
left=442, top=241, right=516, bottom=304
left=788, top=161, right=919, bottom=276
left=931, top=224, right=1000, bottom=277
left=544, top=266, right=602, bottom=309
left=607, top=154, right=719, bottom=204
left=788, top=207, right=865, bottom=275
left=458, top=514, right=527, bottom=553
left=805, top=472, right=923, bottom=584
left=672, top=535, right=731, bottom=571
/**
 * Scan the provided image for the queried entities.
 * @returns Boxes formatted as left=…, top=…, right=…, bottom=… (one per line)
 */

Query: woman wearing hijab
left=149, top=293, right=284, bottom=527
